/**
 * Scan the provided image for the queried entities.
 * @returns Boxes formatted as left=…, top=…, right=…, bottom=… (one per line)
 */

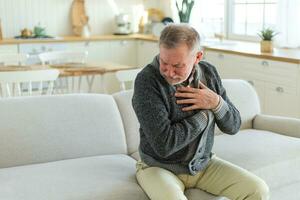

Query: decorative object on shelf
left=71, top=0, right=90, bottom=36
left=176, top=0, right=195, bottom=23
left=21, top=28, right=33, bottom=37
left=258, top=28, right=278, bottom=53
left=114, top=13, right=131, bottom=35
left=0, top=19, right=3, bottom=40
left=15, top=24, right=53, bottom=39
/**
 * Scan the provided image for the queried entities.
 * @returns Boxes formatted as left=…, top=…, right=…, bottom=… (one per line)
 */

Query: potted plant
left=258, top=28, right=278, bottom=53
left=176, top=0, right=195, bottom=23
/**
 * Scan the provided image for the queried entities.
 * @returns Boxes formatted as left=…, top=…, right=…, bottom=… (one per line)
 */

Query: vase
left=260, top=40, right=273, bottom=53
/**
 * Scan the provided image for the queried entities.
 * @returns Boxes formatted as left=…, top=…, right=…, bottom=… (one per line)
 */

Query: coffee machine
left=114, top=13, right=131, bottom=35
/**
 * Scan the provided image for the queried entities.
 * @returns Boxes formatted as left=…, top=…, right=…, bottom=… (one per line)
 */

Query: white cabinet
left=137, top=40, right=158, bottom=68
left=204, top=50, right=300, bottom=118
left=0, top=44, right=18, bottom=53
left=86, top=40, right=137, bottom=66
left=110, top=40, right=137, bottom=66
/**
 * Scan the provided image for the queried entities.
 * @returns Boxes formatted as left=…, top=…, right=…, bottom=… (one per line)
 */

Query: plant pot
left=260, top=40, right=273, bottom=53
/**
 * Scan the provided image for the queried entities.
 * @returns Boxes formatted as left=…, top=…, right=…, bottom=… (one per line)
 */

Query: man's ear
left=194, top=51, right=203, bottom=64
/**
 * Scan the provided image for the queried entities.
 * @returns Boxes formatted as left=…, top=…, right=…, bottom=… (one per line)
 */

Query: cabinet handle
left=218, top=54, right=224, bottom=59
left=276, top=87, right=284, bottom=93
left=120, top=40, right=127, bottom=45
left=84, top=41, right=90, bottom=47
left=261, top=60, right=269, bottom=67
left=247, top=80, right=254, bottom=86
left=41, top=46, right=46, bottom=52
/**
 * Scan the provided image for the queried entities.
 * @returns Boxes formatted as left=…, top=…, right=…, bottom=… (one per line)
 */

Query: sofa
left=0, top=79, right=299, bottom=200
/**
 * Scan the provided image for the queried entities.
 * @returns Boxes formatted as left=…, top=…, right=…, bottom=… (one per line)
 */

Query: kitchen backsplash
left=0, top=0, right=164, bottom=38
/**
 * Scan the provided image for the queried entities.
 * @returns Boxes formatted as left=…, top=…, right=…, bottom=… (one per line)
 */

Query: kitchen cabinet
left=137, top=40, right=158, bottom=68
left=204, top=49, right=300, bottom=118
left=0, top=44, right=18, bottom=53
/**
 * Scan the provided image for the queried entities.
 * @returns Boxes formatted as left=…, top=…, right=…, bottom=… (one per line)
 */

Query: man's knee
left=245, top=176, right=269, bottom=200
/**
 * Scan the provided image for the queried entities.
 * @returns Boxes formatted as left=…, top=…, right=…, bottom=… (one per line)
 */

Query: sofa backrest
left=113, top=79, right=261, bottom=155
left=0, top=94, right=127, bottom=168
left=221, top=79, right=261, bottom=129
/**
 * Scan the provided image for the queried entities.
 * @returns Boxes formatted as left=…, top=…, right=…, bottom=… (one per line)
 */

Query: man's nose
left=166, top=66, right=175, bottom=77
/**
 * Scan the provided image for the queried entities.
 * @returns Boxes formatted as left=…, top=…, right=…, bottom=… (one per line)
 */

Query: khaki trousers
left=136, top=156, right=269, bottom=200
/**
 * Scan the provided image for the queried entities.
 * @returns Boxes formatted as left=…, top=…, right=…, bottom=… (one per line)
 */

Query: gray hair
left=159, top=23, right=201, bottom=53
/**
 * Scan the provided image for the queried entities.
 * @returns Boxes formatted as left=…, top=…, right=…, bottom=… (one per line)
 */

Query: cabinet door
left=110, top=40, right=137, bottom=66
left=0, top=44, right=18, bottom=53
left=265, top=83, right=299, bottom=118
left=204, top=51, right=241, bottom=79
left=86, top=41, right=111, bottom=63
left=137, top=40, right=158, bottom=68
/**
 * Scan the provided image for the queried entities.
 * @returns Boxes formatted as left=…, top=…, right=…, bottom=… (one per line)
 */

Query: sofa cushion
left=113, top=91, right=140, bottom=155
left=0, top=94, right=127, bottom=168
left=213, top=129, right=300, bottom=191
left=0, top=154, right=148, bottom=200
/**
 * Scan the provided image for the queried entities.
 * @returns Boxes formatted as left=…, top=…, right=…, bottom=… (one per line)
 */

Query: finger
left=177, top=86, right=198, bottom=93
left=176, top=99, right=197, bottom=104
left=199, top=81, right=207, bottom=89
left=175, top=92, right=195, bottom=98
left=182, top=104, right=199, bottom=111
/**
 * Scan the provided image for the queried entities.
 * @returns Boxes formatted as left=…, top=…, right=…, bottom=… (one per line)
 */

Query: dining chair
left=0, top=53, right=29, bottom=66
left=38, top=50, right=92, bottom=93
left=0, top=69, right=60, bottom=98
left=115, top=68, right=141, bottom=91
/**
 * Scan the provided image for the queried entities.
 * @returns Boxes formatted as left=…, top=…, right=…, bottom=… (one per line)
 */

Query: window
left=189, top=0, right=277, bottom=41
left=228, top=0, right=277, bottom=40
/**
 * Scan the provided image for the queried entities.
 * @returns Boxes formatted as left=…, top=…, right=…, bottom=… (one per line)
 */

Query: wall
left=0, top=0, right=161, bottom=38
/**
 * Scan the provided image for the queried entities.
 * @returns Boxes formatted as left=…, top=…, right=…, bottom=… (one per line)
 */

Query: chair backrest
left=115, top=68, right=141, bottom=91
left=38, top=50, right=88, bottom=65
left=0, top=53, right=29, bottom=65
left=0, top=69, right=60, bottom=97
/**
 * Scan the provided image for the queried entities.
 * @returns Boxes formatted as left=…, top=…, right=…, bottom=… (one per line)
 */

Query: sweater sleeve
left=211, top=66, right=241, bottom=134
left=132, top=72, right=209, bottom=158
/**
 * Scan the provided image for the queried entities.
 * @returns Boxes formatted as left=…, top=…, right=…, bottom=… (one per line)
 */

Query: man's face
left=159, top=44, right=202, bottom=85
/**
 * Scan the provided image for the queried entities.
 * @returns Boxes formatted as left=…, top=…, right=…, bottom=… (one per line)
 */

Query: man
left=132, top=24, right=269, bottom=200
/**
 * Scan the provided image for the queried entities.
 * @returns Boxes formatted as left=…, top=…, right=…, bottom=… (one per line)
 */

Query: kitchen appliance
left=114, top=13, right=131, bottom=35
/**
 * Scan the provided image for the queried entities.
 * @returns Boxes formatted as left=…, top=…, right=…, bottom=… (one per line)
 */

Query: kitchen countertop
left=1, top=34, right=300, bottom=64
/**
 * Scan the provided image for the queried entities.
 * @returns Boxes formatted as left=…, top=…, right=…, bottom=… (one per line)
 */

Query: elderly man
left=132, top=24, right=269, bottom=200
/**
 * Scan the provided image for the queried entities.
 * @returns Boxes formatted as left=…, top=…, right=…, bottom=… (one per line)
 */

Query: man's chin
left=165, top=78, right=183, bottom=86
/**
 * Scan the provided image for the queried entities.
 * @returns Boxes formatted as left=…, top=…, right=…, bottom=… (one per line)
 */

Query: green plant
left=258, top=28, right=278, bottom=41
left=33, top=25, right=46, bottom=37
left=176, top=0, right=195, bottom=23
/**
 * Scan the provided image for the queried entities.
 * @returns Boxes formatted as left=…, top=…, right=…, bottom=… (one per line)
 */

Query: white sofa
left=0, top=79, right=299, bottom=200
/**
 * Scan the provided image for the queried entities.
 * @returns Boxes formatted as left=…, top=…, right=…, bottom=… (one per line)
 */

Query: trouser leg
left=194, top=156, right=269, bottom=200
left=136, top=161, right=187, bottom=200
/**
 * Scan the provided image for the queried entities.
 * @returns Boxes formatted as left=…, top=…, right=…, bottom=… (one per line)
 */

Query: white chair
left=0, top=69, right=59, bottom=98
left=115, top=68, right=141, bottom=91
left=38, top=51, right=88, bottom=65
left=0, top=53, right=29, bottom=65
left=38, top=51, right=92, bottom=93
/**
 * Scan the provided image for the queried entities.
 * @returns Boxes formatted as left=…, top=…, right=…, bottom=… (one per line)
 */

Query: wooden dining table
left=0, top=62, right=138, bottom=93
left=0, top=62, right=137, bottom=77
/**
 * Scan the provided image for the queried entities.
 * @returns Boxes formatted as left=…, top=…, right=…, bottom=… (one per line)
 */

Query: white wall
left=0, top=0, right=161, bottom=38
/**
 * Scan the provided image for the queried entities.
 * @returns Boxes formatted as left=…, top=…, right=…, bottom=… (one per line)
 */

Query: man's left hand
left=175, top=81, right=220, bottom=111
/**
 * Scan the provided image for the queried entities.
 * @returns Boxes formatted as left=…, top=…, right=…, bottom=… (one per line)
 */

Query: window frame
left=226, top=0, right=277, bottom=42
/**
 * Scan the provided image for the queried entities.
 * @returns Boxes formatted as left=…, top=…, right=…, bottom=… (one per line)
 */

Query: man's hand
left=175, top=81, right=220, bottom=111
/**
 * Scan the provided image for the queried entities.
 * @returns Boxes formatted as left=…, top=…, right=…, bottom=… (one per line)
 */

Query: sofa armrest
left=253, top=114, right=300, bottom=138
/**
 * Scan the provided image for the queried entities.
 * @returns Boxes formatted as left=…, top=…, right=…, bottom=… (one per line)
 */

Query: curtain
left=276, top=0, right=300, bottom=48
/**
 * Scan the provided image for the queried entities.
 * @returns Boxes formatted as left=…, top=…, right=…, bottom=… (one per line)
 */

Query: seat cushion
left=0, top=154, right=148, bottom=200
left=213, top=129, right=300, bottom=191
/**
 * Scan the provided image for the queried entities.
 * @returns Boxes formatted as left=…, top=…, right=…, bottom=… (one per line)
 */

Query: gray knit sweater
left=132, top=55, right=241, bottom=175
